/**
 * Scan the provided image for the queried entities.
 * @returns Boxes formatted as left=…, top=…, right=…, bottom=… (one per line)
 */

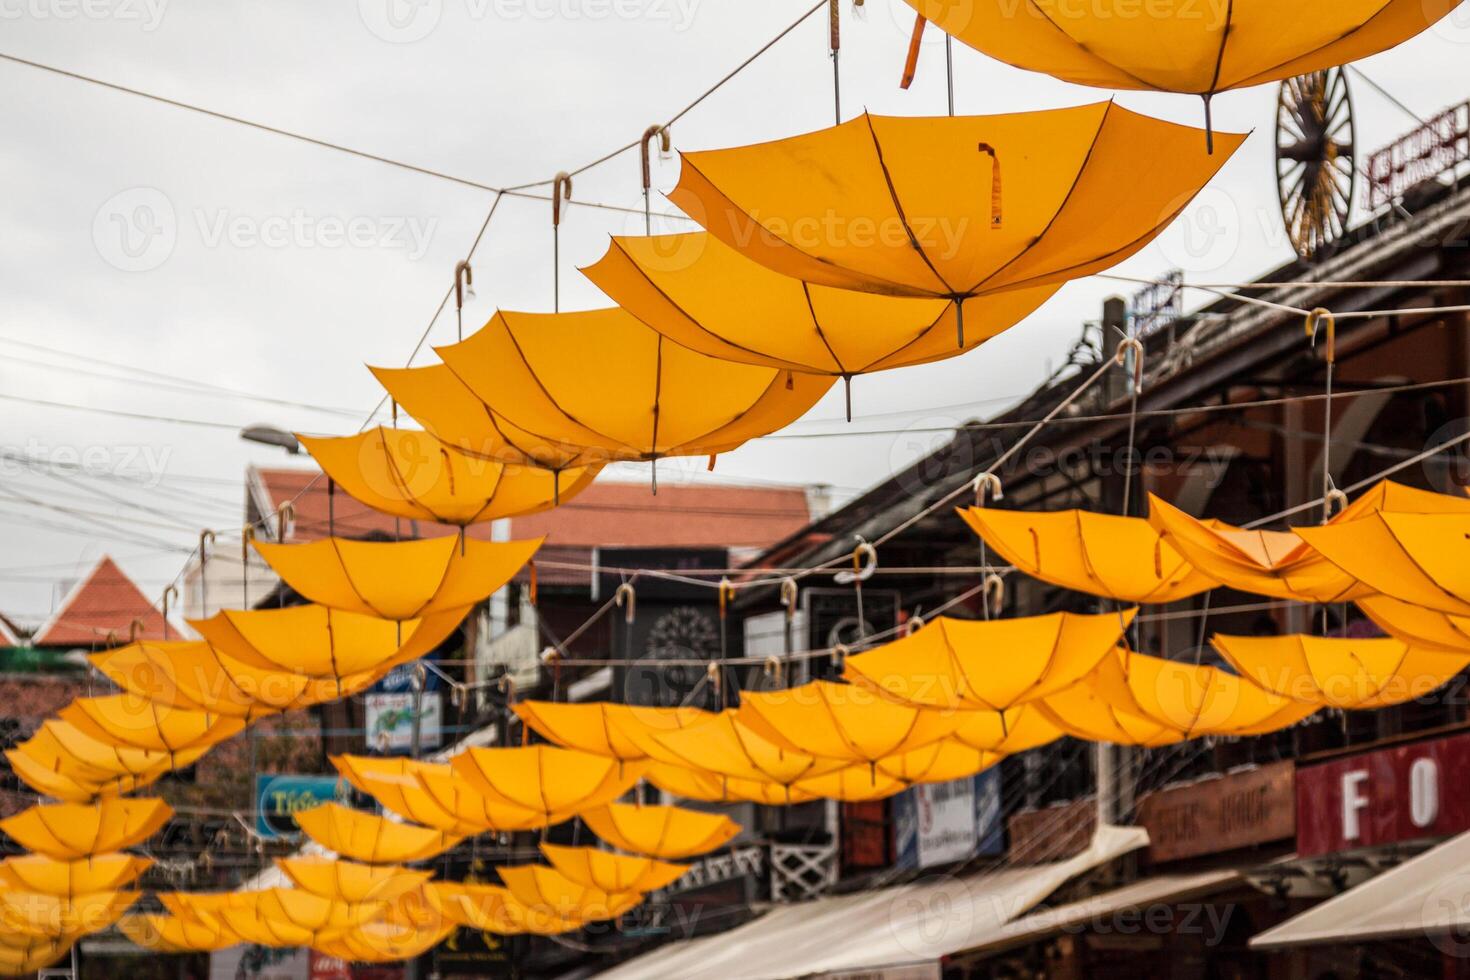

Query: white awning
left=1252, top=829, right=1470, bottom=949
left=593, top=823, right=1148, bottom=980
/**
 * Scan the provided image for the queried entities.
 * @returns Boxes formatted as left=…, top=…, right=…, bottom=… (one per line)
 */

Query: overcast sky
left=1, top=0, right=1467, bottom=625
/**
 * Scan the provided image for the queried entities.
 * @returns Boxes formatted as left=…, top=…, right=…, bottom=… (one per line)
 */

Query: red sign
left=1297, top=731, right=1470, bottom=857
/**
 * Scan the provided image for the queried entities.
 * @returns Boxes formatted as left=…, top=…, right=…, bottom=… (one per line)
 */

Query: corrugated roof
left=31, top=555, right=170, bottom=647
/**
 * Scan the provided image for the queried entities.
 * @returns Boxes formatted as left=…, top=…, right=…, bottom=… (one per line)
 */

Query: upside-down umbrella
left=298, top=426, right=601, bottom=524
left=957, top=506, right=1217, bottom=603
left=276, top=856, right=433, bottom=904
left=118, top=913, right=240, bottom=953
left=843, top=610, right=1132, bottom=712
left=874, top=739, right=1001, bottom=785
left=793, top=766, right=911, bottom=802
left=1036, top=652, right=1187, bottom=747
left=496, top=865, right=642, bottom=922
left=24, top=721, right=212, bottom=780
left=190, top=604, right=466, bottom=686
left=903, top=0, right=1459, bottom=142
left=581, top=803, right=741, bottom=859
left=950, top=704, right=1064, bottom=753
left=584, top=231, right=1057, bottom=415
left=58, top=695, right=245, bottom=755
left=670, top=104, right=1241, bottom=346
left=642, top=763, right=821, bottom=806
left=311, top=920, right=456, bottom=963
left=439, top=883, right=589, bottom=936
left=218, top=889, right=384, bottom=948
left=333, top=755, right=548, bottom=834
left=448, top=746, right=645, bottom=820
left=513, top=701, right=715, bottom=766
left=539, top=843, right=689, bottom=894
left=1213, top=634, right=1470, bottom=709
left=294, top=804, right=465, bottom=864
left=1298, top=513, right=1470, bottom=616
left=255, top=535, right=541, bottom=621
left=3, top=749, right=140, bottom=802
left=0, top=854, right=151, bottom=897
left=736, top=680, right=961, bottom=764
left=0, top=798, right=172, bottom=859
left=651, top=711, right=847, bottom=791
left=1357, top=594, right=1470, bottom=653
left=429, top=308, right=833, bottom=479
left=1104, top=651, right=1320, bottom=738
left=0, top=890, right=138, bottom=938
left=0, top=936, right=72, bottom=976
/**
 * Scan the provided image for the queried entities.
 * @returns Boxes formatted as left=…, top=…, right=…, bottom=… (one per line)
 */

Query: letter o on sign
left=1410, top=757, right=1441, bottom=829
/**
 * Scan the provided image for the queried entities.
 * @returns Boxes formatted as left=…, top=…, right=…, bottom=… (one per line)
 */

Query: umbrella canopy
left=958, top=506, right=1217, bottom=603
left=430, top=308, right=833, bottom=467
left=496, top=865, right=643, bottom=922
left=1298, top=513, right=1470, bottom=616
left=333, top=754, right=549, bottom=833
left=118, top=913, right=240, bottom=953
left=255, top=534, right=541, bottom=621
left=584, top=231, right=1056, bottom=386
left=440, top=883, right=590, bottom=936
left=1106, top=651, right=1320, bottom=738
left=0, top=798, right=172, bottom=859
left=514, top=701, right=716, bottom=763
left=1036, top=653, right=1188, bottom=747
left=0, top=854, right=150, bottom=898
left=843, top=610, right=1132, bottom=711
left=0, top=937, right=72, bottom=976
left=3, top=748, right=142, bottom=802
left=294, top=803, right=464, bottom=864
left=276, top=856, right=433, bottom=904
left=1213, top=634, right=1470, bottom=709
left=735, top=680, right=961, bottom=763
left=23, top=721, right=212, bottom=779
left=219, top=889, right=382, bottom=948
left=651, top=711, right=847, bottom=788
left=793, top=765, right=911, bottom=803
left=298, top=426, right=601, bottom=524
left=949, top=704, right=1064, bottom=753
left=190, top=604, right=466, bottom=683
left=448, top=745, right=645, bottom=819
left=539, top=843, right=689, bottom=894
left=642, top=763, right=821, bottom=806
left=0, top=889, right=138, bottom=939
left=1357, top=594, right=1470, bottom=653
left=873, top=739, right=1001, bottom=785
left=57, top=695, right=244, bottom=754
left=311, top=920, right=456, bottom=962
left=580, top=803, right=741, bottom=859
left=670, top=104, right=1241, bottom=342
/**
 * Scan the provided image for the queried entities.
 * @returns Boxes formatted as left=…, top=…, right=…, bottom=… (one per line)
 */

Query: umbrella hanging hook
left=833, top=538, right=877, bottom=585
left=241, top=525, right=255, bottom=608
left=198, top=529, right=215, bottom=615
left=161, top=584, right=178, bottom=641
left=614, top=582, right=637, bottom=624
left=454, top=260, right=474, bottom=342
left=276, top=501, right=295, bottom=542
left=905, top=614, right=926, bottom=637
left=983, top=573, right=1005, bottom=618
left=640, top=125, right=671, bottom=235
left=552, top=172, right=573, bottom=313
left=972, top=471, right=1004, bottom=507
left=828, top=0, right=843, bottom=124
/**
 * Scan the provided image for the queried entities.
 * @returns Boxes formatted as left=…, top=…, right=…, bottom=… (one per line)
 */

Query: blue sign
left=894, top=767, right=1003, bottom=869
left=254, top=773, right=345, bottom=840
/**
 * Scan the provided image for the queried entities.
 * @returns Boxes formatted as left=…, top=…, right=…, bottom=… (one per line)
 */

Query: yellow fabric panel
left=642, top=762, right=727, bottom=801
left=580, top=803, right=740, bottom=859
left=717, top=777, right=821, bottom=806
left=950, top=704, right=1063, bottom=754
left=736, top=680, right=960, bottom=762
left=539, top=843, right=688, bottom=894
left=1108, top=651, right=1320, bottom=737
left=1213, top=634, right=1470, bottom=709
left=1357, top=594, right=1470, bottom=653
left=907, top=0, right=1459, bottom=93
left=449, top=745, right=644, bottom=817
left=514, top=701, right=715, bottom=762
left=276, top=856, right=432, bottom=904
left=311, top=921, right=456, bottom=962
left=441, top=883, right=589, bottom=936
left=843, top=610, right=1131, bottom=711
left=651, top=710, right=847, bottom=785
left=584, top=232, right=1057, bottom=376
left=875, top=740, right=1001, bottom=785
left=118, top=913, right=239, bottom=953
left=0, top=937, right=72, bottom=975
left=299, top=426, right=600, bottom=525
left=0, top=854, right=150, bottom=897
left=254, top=535, right=541, bottom=620
left=191, top=604, right=466, bottom=680
left=794, top=765, right=910, bottom=802
left=0, top=799, right=171, bottom=859
left=58, top=695, right=244, bottom=753
left=4, top=748, right=123, bottom=802
left=332, top=754, right=548, bottom=833
left=958, top=506, right=1216, bottom=603
left=497, top=865, right=642, bottom=922
left=30, top=721, right=211, bottom=778
left=413, top=765, right=565, bottom=832
left=158, top=891, right=247, bottom=926
left=0, top=890, right=138, bottom=939
left=245, top=888, right=384, bottom=932
left=87, top=640, right=339, bottom=718
left=1300, top=513, right=1470, bottom=616
left=670, top=105, right=1241, bottom=299
left=1037, top=653, right=1187, bottom=747
left=294, top=803, right=464, bottom=864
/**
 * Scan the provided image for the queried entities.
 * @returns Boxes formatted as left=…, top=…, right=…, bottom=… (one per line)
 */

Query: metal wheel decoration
left=1276, top=67, right=1356, bottom=259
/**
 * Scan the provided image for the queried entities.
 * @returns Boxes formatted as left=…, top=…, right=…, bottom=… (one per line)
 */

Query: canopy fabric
left=584, top=231, right=1056, bottom=378
left=0, top=889, right=138, bottom=938
left=25, top=720, right=212, bottom=778
left=191, top=603, right=466, bottom=682
left=793, top=765, right=910, bottom=802
left=595, top=824, right=1147, bottom=979
left=1254, top=829, right=1470, bottom=949
left=0, top=854, right=151, bottom=897
left=1213, top=633, right=1470, bottom=709
left=294, top=803, right=465, bottom=864
left=449, top=745, right=645, bottom=818
left=413, top=764, right=567, bottom=832
left=496, top=864, right=643, bottom=922
left=735, top=680, right=961, bottom=763
left=1297, top=513, right=1470, bottom=616
left=651, top=711, right=847, bottom=788
left=440, top=882, right=590, bottom=936
left=843, top=610, right=1132, bottom=711
left=1357, top=594, right=1470, bottom=653
left=581, top=803, right=741, bottom=859
left=4, top=748, right=134, bottom=802
left=643, top=763, right=821, bottom=805
left=58, top=695, right=244, bottom=753
left=1036, top=653, right=1188, bottom=747
left=276, top=856, right=432, bottom=904
left=539, top=843, right=689, bottom=894
left=255, top=534, right=541, bottom=621
left=219, top=889, right=380, bottom=948
left=118, top=913, right=240, bottom=953
left=0, top=798, right=172, bottom=859
left=904, top=0, right=1460, bottom=96
left=310, top=920, right=456, bottom=962
left=514, top=701, right=715, bottom=763
left=332, top=754, right=548, bottom=833
left=1105, top=651, right=1320, bottom=737
left=958, top=506, right=1217, bottom=603
left=298, top=426, right=600, bottom=525
left=670, top=105, right=1241, bottom=314
left=0, top=937, right=72, bottom=976
left=874, top=739, right=1001, bottom=785
left=951, top=704, right=1063, bottom=753
left=429, top=308, right=833, bottom=465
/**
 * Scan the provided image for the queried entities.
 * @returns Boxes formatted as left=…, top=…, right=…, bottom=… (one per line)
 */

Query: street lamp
left=239, top=424, right=300, bottom=455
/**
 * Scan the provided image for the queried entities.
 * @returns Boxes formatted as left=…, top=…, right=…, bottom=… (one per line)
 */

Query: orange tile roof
left=31, top=556, right=171, bottom=648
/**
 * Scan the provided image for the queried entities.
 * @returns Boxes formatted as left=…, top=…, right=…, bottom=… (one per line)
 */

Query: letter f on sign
left=1341, top=770, right=1370, bottom=841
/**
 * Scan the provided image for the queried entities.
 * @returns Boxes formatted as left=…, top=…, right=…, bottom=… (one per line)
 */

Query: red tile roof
left=31, top=556, right=171, bottom=648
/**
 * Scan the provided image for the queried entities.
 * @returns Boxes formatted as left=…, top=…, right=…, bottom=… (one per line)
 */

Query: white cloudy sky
left=0, top=0, right=1467, bottom=625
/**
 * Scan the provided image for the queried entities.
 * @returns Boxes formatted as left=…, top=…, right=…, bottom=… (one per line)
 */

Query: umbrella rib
left=650, top=335, right=664, bottom=457
left=328, top=537, right=395, bottom=620
left=381, top=438, right=436, bottom=525
left=800, top=282, right=849, bottom=375
left=854, top=300, right=957, bottom=373
left=1017, top=0, right=1161, bottom=90
left=1205, top=0, right=1232, bottom=100
left=497, top=318, right=633, bottom=456
left=861, top=114, right=955, bottom=296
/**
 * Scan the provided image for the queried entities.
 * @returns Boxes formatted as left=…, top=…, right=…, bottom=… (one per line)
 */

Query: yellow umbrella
left=671, top=104, right=1241, bottom=345
left=793, top=765, right=911, bottom=803
left=0, top=798, right=172, bottom=859
left=25, top=721, right=212, bottom=779
left=448, top=745, right=645, bottom=820
left=57, top=695, right=245, bottom=754
left=958, top=506, right=1217, bottom=603
left=1213, top=633, right=1470, bottom=709
left=0, top=854, right=150, bottom=897
left=276, top=856, right=432, bottom=904
left=0, top=890, right=138, bottom=938
left=642, top=763, right=821, bottom=806
left=190, top=603, right=466, bottom=684
left=496, top=865, right=642, bottom=922
left=254, top=534, right=541, bottom=621
left=333, top=754, right=548, bottom=833
left=157, top=891, right=247, bottom=925
left=118, top=913, right=239, bottom=953
left=0, top=937, right=72, bottom=976
left=298, top=426, right=601, bottom=524
left=1036, top=653, right=1188, bottom=747
left=311, top=920, right=456, bottom=963
left=440, top=883, right=589, bottom=936
left=651, top=711, right=847, bottom=790
left=539, top=843, right=688, bottom=894
left=843, top=610, right=1132, bottom=711
left=1298, top=513, right=1470, bottom=616
left=1105, top=651, right=1320, bottom=738
left=736, top=680, right=961, bottom=763
left=513, top=701, right=715, bottom=765
left=430, top=308, right=833, bottom=475
left=951, top=705, right=1063, bottom=753
left=294, top=803, right=464, bottom=864
left=219, top=889, right=383, bottom=948
left=874, top=739, right=1001, bottom=785
left=584, top=231, right=1057, bottom=415
left=580, top=803, right=740, bottom=859
left=1357, top=594, right=1470, bottom=653
left=3, top=748, right=127, bottom=802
